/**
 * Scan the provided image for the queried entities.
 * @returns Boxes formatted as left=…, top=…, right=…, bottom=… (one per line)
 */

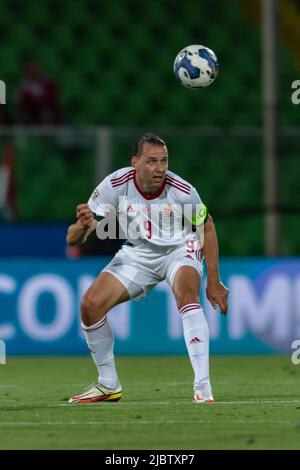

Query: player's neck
left=135, top=173, right=164, bottom=195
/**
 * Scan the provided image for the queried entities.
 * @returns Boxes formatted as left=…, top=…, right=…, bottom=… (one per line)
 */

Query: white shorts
left=103, top=242, right=203, bottom=301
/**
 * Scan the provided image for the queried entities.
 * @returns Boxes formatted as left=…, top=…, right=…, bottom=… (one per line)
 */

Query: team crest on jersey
left=91, top=188, right=100, bottom=200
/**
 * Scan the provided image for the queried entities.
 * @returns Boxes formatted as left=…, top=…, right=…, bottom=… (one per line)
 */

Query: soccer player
left=67, top=133, right=228, bottom=404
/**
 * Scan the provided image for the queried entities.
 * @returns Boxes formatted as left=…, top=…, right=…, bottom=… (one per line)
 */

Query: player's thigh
left=82, top=271, right=130, bottom=313
left=172, top=265, right=201, bottom=309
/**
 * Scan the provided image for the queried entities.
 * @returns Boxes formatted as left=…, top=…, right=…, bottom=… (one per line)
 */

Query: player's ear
left=131, top=154, right=139, bottom=167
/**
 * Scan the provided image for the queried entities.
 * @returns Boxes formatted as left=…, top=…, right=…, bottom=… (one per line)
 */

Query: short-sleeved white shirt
left=88, top=167, right=207, bottom=251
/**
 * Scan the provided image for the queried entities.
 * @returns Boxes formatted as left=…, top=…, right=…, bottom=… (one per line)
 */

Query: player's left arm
left=188, top=187, right=228, bottom=314
left=202, top=214, right=228, bottom=315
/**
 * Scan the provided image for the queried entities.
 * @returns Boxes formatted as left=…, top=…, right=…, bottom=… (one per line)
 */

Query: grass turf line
left=0, top=356, right=299, bottom=450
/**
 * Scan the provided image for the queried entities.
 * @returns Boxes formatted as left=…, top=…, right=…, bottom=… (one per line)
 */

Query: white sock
left=179, top=303, right=211, bottom=391
left=81, top=316, right=120, bottom=390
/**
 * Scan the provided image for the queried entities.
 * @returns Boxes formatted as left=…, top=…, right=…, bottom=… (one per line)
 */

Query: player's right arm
left=66, top=204, right=98, bottom=246
left=67, top=173, right=118, bottom=246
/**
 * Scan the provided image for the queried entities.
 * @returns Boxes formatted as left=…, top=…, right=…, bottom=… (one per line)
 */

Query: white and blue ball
left=174, top=44, right=219, bottom=88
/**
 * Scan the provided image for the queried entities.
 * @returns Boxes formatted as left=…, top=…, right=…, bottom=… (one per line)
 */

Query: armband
left=192, top=204, right=208, bottom=226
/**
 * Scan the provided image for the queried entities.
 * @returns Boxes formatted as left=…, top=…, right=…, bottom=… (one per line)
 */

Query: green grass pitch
left=0, top=356, right=299, bottom=450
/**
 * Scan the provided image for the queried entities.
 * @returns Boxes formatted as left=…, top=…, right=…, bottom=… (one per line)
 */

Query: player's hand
left=206, top=281, right=229, bottom=315
left=76, top=204, right=94, bottom=229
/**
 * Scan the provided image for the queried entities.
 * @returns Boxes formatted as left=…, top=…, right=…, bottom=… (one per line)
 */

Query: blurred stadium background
left=0, top=0, right=300, bottom=450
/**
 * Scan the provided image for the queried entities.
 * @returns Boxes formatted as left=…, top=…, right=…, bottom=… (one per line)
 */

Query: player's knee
left=80, top=293, right=106, bottom=325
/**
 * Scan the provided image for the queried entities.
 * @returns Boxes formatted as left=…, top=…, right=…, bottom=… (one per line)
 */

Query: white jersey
left=88, top=167, right=207, bottom=252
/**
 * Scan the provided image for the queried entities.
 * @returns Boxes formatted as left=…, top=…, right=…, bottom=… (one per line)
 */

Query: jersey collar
left=133, top=171, right=166, bottom=200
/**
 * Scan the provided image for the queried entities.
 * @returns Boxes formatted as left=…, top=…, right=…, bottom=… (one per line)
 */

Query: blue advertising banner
left=0, top=257, right=299, bottom=355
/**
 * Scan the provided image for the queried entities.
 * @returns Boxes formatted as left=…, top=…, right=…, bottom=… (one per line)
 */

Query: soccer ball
left=174, top=45, right=219, bottom=88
